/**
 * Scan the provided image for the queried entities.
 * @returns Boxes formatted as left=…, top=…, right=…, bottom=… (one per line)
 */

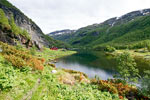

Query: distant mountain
left=48, top=29, right=76, bottom=42
left=49, top=8, right=150, bottom=49
left=0, top=0, right=70, bottom=49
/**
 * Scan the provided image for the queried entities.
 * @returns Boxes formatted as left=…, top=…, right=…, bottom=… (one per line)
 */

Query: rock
left=47, top=63, right=56, bottom=68
left=21, top=36, right=27, bottom=44
left=0, top=2, right=50, bottom=47
left=0, top=30, right=16, bottom=45
left=51, top=70, right=57, bottom=73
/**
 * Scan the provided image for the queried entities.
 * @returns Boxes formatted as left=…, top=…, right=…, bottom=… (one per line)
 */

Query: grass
left=36, top=48, right=76, bottom=61
left=111, top=48, right=150, bottom=63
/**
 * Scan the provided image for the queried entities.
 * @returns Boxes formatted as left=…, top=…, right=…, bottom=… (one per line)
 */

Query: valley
left=0, top=0, right=150, bottom=100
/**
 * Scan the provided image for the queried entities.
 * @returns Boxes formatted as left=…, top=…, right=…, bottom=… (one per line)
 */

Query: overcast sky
left=8, top=0, right=150, bottom=34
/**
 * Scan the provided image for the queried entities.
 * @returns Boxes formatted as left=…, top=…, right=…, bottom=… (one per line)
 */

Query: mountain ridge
left=49, top=8, right=150, bottom=49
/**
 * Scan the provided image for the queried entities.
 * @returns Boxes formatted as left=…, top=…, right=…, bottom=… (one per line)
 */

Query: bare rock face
left=0, top=3, right=49, bottom=49
left=0, top=30, right=16, bottom=45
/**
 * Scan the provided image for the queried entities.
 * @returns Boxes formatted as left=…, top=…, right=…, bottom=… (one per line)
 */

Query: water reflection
left=55, top=51, right=150, bottom=80
left=55, top=51, right=117, bottom=80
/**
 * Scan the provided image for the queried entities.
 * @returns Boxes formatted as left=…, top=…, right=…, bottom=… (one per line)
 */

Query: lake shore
left=106, top=48, right=150, bottom=67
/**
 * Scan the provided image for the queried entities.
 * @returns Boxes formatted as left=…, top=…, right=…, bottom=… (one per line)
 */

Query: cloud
left=8, top=0, right=150, bottom=33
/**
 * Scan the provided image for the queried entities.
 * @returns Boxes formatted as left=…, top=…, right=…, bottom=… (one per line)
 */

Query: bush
left=104, top=45, right=116, bottom=52
left=0, top=42, right=44, bottom=70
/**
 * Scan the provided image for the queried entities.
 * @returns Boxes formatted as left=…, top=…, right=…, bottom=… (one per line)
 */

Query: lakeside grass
left=36, top=48, right=76, bottom=61
left=110, top=48, right=150, bottom=66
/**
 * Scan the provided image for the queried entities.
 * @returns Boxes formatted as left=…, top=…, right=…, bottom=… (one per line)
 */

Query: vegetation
left=0, top=0, right=150, bottom=99
left=52, top=10, right=150, bottom=50
left=0, top=42, right=126, bottom=100
left=115, top=52, right=140, bottom=83
left=30, top=46, right=38, bottom=55
left=0, top=8, right=11, bottom=31
left=140, top=70, right=150, bottom=97
left=44, top=35, right=71, bottom=49
left=0, top=8, right=30, bottom=40
left=9, top=15, right=30, bottom=39
left=1, top=1, right=70, bottom=49
left=0, top=55, right=16, bottom=90
left=0, top=0, right=20, bottom=12
left=112, top=51, right=150, bottom=99
left=0, top=42, right=44, bottom=70
left=104, top=45, right=116, bottom=52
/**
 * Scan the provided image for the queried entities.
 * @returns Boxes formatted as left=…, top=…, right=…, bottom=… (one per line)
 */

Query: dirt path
left=22, top=78, right=41, bottom=100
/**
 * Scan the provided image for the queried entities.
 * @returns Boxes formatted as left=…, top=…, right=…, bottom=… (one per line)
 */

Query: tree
left=115, top=52, right=140, bottom=83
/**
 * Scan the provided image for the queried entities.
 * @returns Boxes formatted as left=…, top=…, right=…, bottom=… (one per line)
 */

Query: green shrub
left=0, top=55, right=16, bottom=90
left=104, top=45, right=116, bottom=52
left=0, top=8, right=11, bottom=31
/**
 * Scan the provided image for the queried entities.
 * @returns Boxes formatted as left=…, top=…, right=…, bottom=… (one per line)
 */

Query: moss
left=0, top=8, right=11, bottom=30
left=9, top=15, right=30, bottom=39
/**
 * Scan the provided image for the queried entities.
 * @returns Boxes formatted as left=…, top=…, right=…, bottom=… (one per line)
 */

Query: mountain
left=0, top=0, right=69, bottom=49
left=49, top=8, right=150, bottom=49
left=48, top=29, right=76, bottom=42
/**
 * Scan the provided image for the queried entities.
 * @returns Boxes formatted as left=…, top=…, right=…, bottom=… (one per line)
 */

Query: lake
left=55, top=51, right=117, bottom=80
left=55, top=50, right=150, bottom=80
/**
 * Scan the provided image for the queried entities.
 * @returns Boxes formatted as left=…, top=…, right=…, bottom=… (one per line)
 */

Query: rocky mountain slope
left=49, top=8, right=150, bottom=49
left=48, top=29, right=76, bottom=42
left=0, top=0, right=69, bottom=49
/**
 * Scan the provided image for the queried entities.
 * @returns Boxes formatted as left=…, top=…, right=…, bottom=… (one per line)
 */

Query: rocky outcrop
left=0, top=2, right=49, bottom=49
left=0, top=30, right=16, bottom=45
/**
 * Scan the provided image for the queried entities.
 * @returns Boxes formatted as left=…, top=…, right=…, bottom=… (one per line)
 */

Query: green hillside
left=93, top=16, right=150, bottom=49
left=52, top=9, right=150, bottom=50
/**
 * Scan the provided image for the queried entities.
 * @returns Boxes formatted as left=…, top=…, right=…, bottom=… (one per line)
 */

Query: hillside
left=0, top=42, right=145, bottom=100
left=0, top=0, right=70, bottom=49
left=0, top=0, right=150, bottom=99
left=48, top=29, right=76, bottom=42
left=50, top=8, right=150, bottom=49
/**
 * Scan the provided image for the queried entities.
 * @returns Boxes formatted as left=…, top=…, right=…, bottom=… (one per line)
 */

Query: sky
left=8, top=0, right=150, bottom=34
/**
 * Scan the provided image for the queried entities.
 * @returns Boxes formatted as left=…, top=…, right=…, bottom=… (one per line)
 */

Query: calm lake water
left=55, top=51, right=150, bottom=80
left=55, top=51, right=117, bottom=80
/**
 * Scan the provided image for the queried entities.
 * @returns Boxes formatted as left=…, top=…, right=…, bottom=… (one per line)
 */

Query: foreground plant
left=115, top=52, right=140, bottom=83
